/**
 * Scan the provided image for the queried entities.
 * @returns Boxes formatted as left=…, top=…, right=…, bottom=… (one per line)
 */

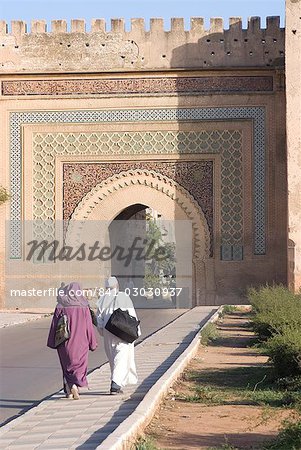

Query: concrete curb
left=97, top=306, right=223, bottom=450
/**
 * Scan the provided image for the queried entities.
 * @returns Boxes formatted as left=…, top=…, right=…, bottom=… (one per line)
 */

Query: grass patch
left=181, top=365, right=301, bottom=409
left=176, top=385, right=224, bottom=405
left=132, top=436, right=159, bottom=450
left=200, top=322, right=220, bottom=345
left=208, top=445, right=239, bottom=450
left=218, top=305, right=238, bottom=318
left=277, top=376, right=301, bottom=392
left=263, top=419, right=301, bottom=449
left=186, top=365, right=272, bottom=389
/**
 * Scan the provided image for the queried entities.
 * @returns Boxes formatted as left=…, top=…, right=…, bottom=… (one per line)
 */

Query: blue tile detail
left=221, top=244, right=233, bottom=261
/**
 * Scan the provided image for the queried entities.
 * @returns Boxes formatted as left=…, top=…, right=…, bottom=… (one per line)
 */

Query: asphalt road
left=0, top=309, right=186, bottom=426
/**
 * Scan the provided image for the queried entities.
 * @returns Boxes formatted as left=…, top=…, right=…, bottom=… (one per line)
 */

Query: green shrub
left=200, top=323, right=220, bottom=345
left=218, top=305, right=238, bottom=318
left=264, top=420, right=301, bottom=450
left=133, top=436, right=159, bottom=450
left=265, top=328, right=301, bottom=379
left=277, top=376, right=301, bottom=392
left=248, top=286, right=301, bottom=380
left=0, top=186, right=10, bottom=206
left=223, top=305, right=238, bottom=314
left=248, top=285, right=301, bottom=341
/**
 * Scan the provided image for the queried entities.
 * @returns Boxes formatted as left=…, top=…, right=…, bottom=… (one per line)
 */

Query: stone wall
left=286, top=0, right=301, bottom=291
left=0, top=17, right=284, bottom=73
left=0, top=13, right=289, bottom=307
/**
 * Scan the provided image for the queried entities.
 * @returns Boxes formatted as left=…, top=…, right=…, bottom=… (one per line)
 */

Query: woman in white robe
left=96, top=276, right=141, bottom=394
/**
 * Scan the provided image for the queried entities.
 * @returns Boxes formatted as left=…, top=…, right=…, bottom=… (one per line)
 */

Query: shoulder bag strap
left=112, top=292, right=118, bottom=310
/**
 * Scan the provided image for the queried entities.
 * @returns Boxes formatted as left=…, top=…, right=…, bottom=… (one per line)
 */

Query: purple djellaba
left=47, top=282, right=97, bottom=399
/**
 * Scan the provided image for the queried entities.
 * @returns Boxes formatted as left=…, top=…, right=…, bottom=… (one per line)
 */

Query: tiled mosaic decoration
left=33, top=130, right=243, bottom=253
left=10, top=107, right=265, bottom=258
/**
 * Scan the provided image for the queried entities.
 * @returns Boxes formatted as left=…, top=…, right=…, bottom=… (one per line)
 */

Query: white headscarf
left=96, top=276, right=140, bottom=339
left=105, top=276, right=119, bottom=292
left=97, top=276, right=132, bottom=310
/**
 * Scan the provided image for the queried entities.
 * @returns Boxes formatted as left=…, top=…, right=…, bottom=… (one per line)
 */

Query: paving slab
left=0, top=306, right=217, bottom=449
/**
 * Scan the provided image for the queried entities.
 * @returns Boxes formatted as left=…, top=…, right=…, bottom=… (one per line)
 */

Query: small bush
left=200, top=323, right=220, bottom=345
left=265, top=328, right=301, bottom=379
left=223, top=305, right=238, bottom=314
left=264, top=420, right=301, bottom=450
left=133, top=436, right=158, bottom=450
left=277, top=376, right=301, bottom=392
left=0, top=186, right=10, bottom=206
left=248, top=286, right=301, bottom=380
left=219, top=305, right=238, bottom=318
left=248, top=285, right=301, bottom=341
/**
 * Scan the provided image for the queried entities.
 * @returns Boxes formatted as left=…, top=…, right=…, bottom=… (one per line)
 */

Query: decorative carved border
left=2, top=76, right=273, bottom=96
left=9, top=106, right=265, bottom=258
left=63, top=160, right=214, bottom=254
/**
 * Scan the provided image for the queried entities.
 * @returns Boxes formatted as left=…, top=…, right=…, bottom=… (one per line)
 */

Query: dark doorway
left=113, top=203, right=148, bottom=221
left=108, top=204, right=179, bottom=308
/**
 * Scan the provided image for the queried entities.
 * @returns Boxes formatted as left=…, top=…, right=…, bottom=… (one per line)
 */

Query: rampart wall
left=0, top=17, right=284, bottom=73
left=0, top=13, right=291, bottom=306
left=286, top=0, right=301, bottom=291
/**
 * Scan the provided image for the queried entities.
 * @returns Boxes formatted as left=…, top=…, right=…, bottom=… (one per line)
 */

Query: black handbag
left=54, top=314, right=70, bottom=348
left=89, top=307, right=98, bottom=327
left=105, top=297, right=140, bottom=343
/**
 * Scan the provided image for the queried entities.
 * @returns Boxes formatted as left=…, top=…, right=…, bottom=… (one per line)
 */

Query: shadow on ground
left=76, top=309, right=217, bottom=449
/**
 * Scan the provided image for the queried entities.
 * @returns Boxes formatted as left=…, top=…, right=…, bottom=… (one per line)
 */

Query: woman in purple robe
left=47, top=282, right=97, bottom=400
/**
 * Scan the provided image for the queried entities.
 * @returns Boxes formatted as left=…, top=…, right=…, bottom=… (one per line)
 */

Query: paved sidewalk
left=0, top=306, right=217, bottom=449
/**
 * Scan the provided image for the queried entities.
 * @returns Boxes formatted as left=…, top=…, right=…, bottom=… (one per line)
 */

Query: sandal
left=64, top=381, right=73, bottom=399
left=71, top=384, right=80, bottom=400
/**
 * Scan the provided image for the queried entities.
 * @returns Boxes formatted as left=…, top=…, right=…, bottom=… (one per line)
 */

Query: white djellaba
left=96, top=276, right=141, bottom=390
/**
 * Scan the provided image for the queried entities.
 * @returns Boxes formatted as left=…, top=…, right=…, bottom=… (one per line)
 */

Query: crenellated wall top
left=0, top=17, right=284, bottom=73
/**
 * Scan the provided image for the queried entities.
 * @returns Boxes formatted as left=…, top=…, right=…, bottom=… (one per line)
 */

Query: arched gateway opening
left=67, top=169, right=215, bottom=306
left=109, top=203, right=148, bottom=298
left=109, top=203, right=181, bottom=308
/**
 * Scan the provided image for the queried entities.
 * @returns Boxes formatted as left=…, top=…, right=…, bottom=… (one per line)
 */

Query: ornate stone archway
left=67, top=169, right=215, bottom=305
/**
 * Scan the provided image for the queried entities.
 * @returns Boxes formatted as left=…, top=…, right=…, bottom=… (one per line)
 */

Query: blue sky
left=0, top=0, right=285, bottom=30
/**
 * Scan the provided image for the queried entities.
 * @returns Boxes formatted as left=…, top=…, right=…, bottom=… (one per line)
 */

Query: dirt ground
left=144, top=313, right=297, bottom=449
